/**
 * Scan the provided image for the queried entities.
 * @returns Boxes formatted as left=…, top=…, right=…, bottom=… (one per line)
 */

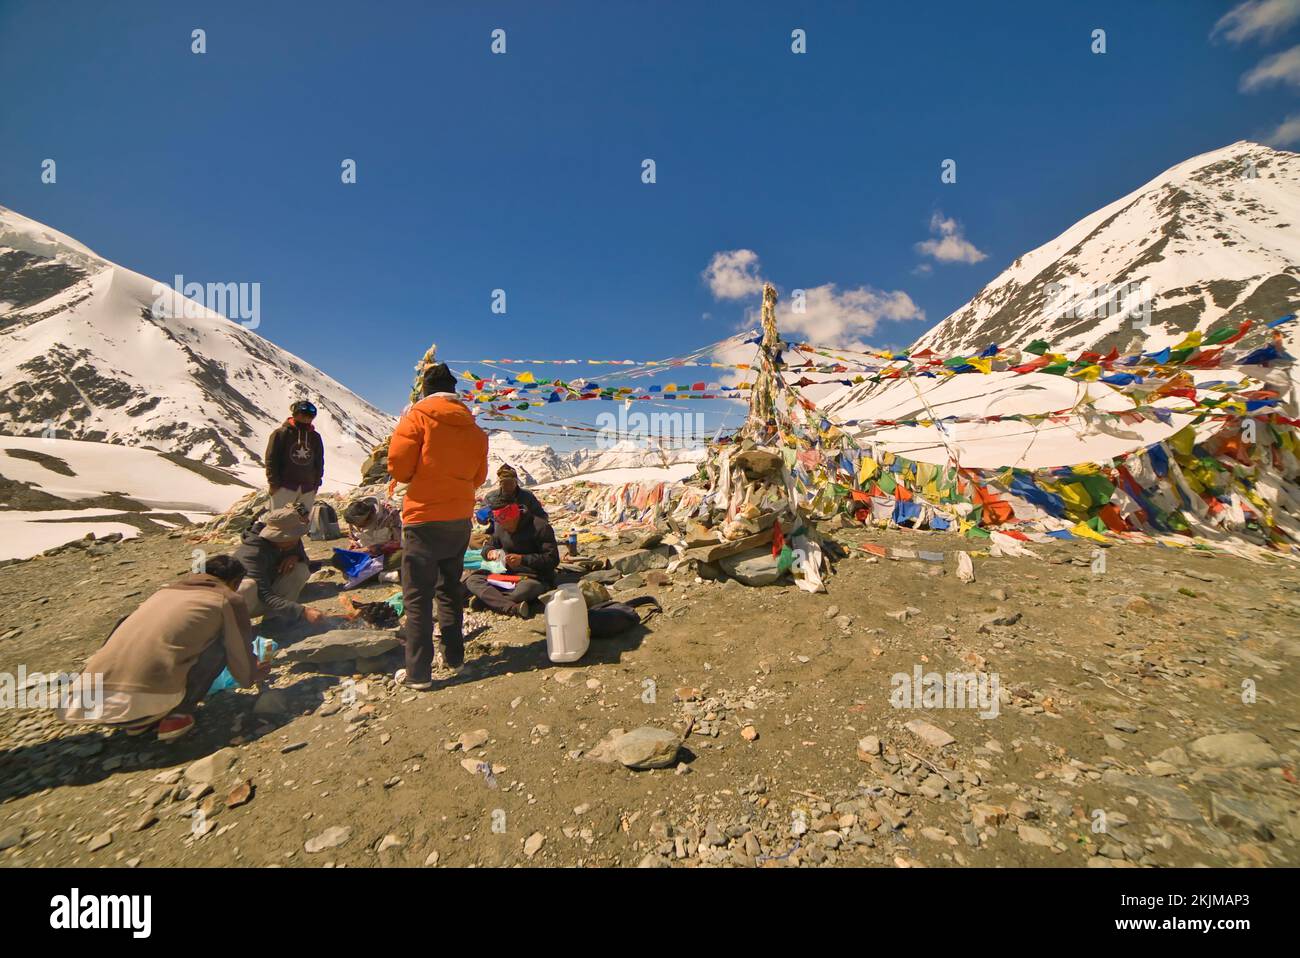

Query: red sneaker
left=156, top=713, right=195, bottom=742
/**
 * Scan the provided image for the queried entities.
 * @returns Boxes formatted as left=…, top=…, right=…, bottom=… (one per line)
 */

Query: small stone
left=376, top=834, right=403, bottom=854
left=904, top=719, right=955, bottom=749
left=612, top=727, right=681, bottom=770
left=424, top=850, right=440, bottom=867
left=226, top=780, right=254, bottom=808
left=856, top=735, right=881, bottom=759
left=458, top=729, right=489, bottom=751
left=1017, top=825, right=1053, bottom=847
left=305, top=826, right=352, bottom=853
left=183, top=748, right=238, bottom=785
left=88, top=831, right=114, bottom=852
left=523, top=832, right=545, bottom=858
left=740, top=725, right=759, bottom=742
left=971, top=804, right=1007, bottom=828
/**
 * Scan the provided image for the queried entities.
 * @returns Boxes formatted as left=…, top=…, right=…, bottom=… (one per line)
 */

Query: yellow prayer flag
left=1071, top=521, right=1109, bottom=543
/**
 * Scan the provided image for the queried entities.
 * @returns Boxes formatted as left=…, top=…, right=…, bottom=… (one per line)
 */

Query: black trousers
left=178, top=638, right=230, bottom=714
left=465, top=572, right=549, bottom=614
left=401, top=519, right=471, bottom=680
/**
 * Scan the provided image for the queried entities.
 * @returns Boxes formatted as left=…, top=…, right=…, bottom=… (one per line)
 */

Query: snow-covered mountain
left=0, top=204, right=706, bottom=504
left=486, top=431, right=704, bottom=485
left=914, top=142, right=1300, bottom=363
left=0, top=204, right=395, bottom=489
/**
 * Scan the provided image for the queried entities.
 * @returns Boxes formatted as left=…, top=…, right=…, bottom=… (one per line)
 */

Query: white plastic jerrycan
left=544, top=583, right=590, bottom=663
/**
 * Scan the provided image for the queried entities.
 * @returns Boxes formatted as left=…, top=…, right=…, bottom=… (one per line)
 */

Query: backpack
left=309, top=502, right=341, bottom=540
left=587, top=596, right=662, bottom=639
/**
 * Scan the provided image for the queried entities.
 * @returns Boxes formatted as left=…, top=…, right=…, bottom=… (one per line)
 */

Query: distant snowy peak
left=915, top=141, right=1300, bottom=359
left=0, top=204, right=396, bottom=488
left=484, top=430, right=704, bottom=485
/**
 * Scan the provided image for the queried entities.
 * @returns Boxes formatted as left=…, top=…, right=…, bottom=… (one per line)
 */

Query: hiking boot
left=157, top=714, right=195, bottom=742
left=516, top=600, right=536, bottom=620
left=393, top=668, right=433, bottom=692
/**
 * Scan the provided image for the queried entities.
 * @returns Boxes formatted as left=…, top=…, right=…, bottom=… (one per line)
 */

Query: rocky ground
left=1, top=520, right=1298, bottom=868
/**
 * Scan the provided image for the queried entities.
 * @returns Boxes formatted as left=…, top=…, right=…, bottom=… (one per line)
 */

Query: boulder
left=275, top=629, right=400, bottom=664
left=579, top=579, right=611, bottom=607
left=695, top=560, right=723, bottom=581
left=719, top=548, right=783, bottom=586
left=734, top=448, right=784, bottom=478
left=1189, top=732, right=1280, bottom=769
left=608, top=549, right=670, bottom=575
left=612, top=727, right=681, bottom=770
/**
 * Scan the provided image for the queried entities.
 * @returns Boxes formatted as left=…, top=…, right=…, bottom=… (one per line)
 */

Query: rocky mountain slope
left=0, top=205, right=395, bottom=488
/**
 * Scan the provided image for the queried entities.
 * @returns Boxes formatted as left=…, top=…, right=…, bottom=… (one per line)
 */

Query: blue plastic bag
left=207, top=636, right=278, bottom=696
left=333, top=547, right=383, bottom=588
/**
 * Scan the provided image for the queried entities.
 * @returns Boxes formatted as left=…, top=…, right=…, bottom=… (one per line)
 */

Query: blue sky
left=2, top=0, right=1299, bottom=436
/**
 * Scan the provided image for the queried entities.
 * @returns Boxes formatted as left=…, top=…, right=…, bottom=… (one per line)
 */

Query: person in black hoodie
left=265, top=400, right=325, bottom=511
left=464, top=491, right=559, bottom=618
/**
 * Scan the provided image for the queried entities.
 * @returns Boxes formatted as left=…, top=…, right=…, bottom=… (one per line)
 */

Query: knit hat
left=260, top=506, right=308, bottom=543
left=422, top=363, right=458, bottom=397
left=484, top=488, right=514, bottom=510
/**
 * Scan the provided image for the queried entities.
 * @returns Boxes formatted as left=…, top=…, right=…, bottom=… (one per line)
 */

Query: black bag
left=587, top=596, right=661, bottom=639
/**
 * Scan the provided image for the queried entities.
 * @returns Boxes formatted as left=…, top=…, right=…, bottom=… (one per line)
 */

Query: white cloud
left=702, top=249, right=765, bottom=299
left=914, top=212, right=987, bottom=264
left=779, top=283, right=924, bottom=346
left=701, top=248, right=924, bottom=363
left=1213, top=0, right=1300, bottom=44
left=1264, top=112, right=1300, bottom=145
left=1240, top=44, right=1300, bottom=91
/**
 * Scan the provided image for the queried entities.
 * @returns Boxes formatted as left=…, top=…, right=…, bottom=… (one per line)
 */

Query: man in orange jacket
left=387, top=363, right=488, bottom=688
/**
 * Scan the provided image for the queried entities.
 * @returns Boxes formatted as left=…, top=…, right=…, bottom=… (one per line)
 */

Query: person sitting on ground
left=343, top=497, right=402, bottom=559
left=464, top=491, right=559, bottom=619
left=59, top=555, right=271, bottom=743
left=233, top=506, right=326, bottom=628
left=490, top=464, right=548, bottom=521
left=265, top=399, right=325, bottom=511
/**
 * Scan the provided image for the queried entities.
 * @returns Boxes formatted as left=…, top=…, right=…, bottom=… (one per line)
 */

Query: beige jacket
left=83, top=574, right=258, bottom=696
